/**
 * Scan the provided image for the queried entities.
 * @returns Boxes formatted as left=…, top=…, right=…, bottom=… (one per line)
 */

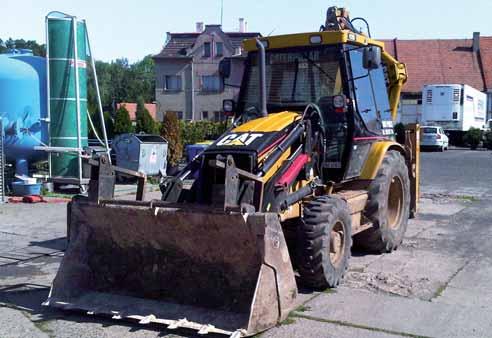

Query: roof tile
left=382, top=37, right=492, bottom=93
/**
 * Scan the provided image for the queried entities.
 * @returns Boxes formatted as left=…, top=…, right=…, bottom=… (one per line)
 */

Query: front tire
left=354, top=150, right=410, bottom=253
left=297, top=196, right=352, bottom=289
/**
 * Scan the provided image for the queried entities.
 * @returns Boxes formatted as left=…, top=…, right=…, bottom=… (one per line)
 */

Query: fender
left=359, top=140, right=406, bottom=179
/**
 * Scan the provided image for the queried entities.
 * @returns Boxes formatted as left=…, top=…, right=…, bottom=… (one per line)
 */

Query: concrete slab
left=405, top=219, right=437, bottom=238
left=0, top=307, right=49, bottom=338
left=261, top=317, right=402, bottom=338
left=436, top=259, right=492, bottom=308
left=345, top=245, right=466, bottom=300
left=417, top=199, right=466, bottom=217
left=302, top=287, right=492, bottom=338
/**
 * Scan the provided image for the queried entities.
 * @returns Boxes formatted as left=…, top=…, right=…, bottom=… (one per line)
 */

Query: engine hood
left=205, top=111, right=300, bottom=156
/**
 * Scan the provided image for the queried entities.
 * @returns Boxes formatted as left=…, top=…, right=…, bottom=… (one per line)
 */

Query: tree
left=88, top=111, right=115, bottom=140
left=0, top=38, right=45, bottom=56
left=135, top=98, right=158, bottom=134
left=113, top=106, right=133, bottom=135
left=86, top=55, right=156, bottom=110
left=160, top=112, right=183, bottom=167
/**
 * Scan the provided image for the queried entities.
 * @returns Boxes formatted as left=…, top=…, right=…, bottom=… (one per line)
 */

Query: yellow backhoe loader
left=45, top=6, right=419, bottom=337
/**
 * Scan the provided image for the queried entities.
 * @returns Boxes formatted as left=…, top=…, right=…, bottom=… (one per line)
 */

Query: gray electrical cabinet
left=112, top=134, right=168, bottom=176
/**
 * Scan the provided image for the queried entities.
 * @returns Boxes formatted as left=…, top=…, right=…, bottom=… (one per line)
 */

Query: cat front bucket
left=45, top=199, right=298, bottom=337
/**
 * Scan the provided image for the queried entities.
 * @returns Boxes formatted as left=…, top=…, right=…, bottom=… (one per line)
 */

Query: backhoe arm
left=382, top=51, right=407, bottom=122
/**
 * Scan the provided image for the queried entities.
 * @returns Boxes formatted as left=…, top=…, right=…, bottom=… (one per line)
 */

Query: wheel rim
left=330, top=221, right=345, bottom=267
left=387, top=175, right=403, bottom=229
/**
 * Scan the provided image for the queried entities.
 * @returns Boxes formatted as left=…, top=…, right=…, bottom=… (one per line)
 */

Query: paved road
left=0, top=149, right=491, bottom=338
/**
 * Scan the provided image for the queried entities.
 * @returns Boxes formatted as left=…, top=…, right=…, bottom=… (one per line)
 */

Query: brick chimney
left=239, top=18, right=245, bottom=33
left=473, top=32, right=480, bottom=52
left=196, top=22, right=204, bottom=33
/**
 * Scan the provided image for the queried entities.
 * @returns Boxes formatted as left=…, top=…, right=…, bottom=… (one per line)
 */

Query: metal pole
left=45, top=15, right=52, bottom=178
left=85, top=22, right=111, bottom=163
left=255, top=39, right=268, bottom=117
left=72, top=17, right=83, bottom=182
left=191, top=62, right=195, bottom=120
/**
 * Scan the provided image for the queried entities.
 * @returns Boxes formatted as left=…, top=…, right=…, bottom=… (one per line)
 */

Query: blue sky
left=2, top=0, right=492, bottom=62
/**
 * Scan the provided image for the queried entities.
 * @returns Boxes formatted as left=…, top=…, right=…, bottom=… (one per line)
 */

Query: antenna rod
left=220, top=0, right=224, bottom=26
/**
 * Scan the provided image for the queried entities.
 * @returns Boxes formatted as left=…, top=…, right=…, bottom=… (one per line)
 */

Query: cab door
left=345, top=46, right=392, bottom=179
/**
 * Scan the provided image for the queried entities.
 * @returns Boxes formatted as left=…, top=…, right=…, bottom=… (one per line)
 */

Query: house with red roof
left=116, top=102, right=158, bottom=125
left=381, top=33, right=492, bottom=124
left=153, top=20, right=260, bottom=121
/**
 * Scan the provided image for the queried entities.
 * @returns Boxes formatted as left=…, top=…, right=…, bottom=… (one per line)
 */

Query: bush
left=113, top=105, right=133, bottom=135
left=160, top=112, right=183, bottom=167
left=464, top=127, right=482, bottom=150
left=135, top=97, right=158, bottom=134
left=484, top=130, right=492, bottom=150
left=179, top=120, right=228, bottom=146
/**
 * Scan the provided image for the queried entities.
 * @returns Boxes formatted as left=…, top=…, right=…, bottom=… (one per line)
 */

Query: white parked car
left=421, top=126, right=449, bottom=152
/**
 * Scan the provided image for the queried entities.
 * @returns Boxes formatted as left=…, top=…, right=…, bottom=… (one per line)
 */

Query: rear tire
left=297, top=196, right=352, bottom=289
left=354, top=150, right=410, bottom=253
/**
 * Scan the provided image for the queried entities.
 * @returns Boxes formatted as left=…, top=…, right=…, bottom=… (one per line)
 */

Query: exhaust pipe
left=255, top=39, right=268, bottom=117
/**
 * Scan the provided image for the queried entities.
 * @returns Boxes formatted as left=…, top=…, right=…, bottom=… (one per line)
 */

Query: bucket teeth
left=138, top=314, right=156, bottom=324
left=198, top=324, right=215, bottom=334
left=111, top=313, right=122, bottom=320
left=167, top=318, right=188, bottom=329
left=230, top=330, right=246, bottom=338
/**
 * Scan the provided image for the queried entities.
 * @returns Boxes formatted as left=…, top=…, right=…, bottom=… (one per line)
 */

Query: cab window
left=370, top=62, right=391, bottom=122
left=349, top=48, right=377, bottom=132
left=349, top=47, right=390, bottom=133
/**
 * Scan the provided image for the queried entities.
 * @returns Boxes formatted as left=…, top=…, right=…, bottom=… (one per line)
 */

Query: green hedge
left=179, top=120, right=228, bottom=146
left=484, top=130, right=492, bottom=150
left=464, top=127, right=482, bottom=150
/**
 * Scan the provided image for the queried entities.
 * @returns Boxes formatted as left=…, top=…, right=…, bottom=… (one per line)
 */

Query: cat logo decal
left=216, top=133, right=264, bottom=146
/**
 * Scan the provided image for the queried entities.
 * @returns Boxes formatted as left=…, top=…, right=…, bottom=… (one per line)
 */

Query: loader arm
left=382, top=51, right=408, bottom=121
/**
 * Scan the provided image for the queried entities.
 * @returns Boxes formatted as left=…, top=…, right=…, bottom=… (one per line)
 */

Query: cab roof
left=242, top=30, right=385, bottom=52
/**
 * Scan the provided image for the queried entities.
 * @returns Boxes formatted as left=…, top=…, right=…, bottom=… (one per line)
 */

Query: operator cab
left=221, top=39, right=394, bottom=182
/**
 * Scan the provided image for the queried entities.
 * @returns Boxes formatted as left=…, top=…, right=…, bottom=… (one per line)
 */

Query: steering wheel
left=302, top=103, right=326, bottom=179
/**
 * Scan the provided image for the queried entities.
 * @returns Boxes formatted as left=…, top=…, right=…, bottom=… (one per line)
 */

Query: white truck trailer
left=422, top=84, right=487, bottom=132
left=421, top=84, right=488, bottom=144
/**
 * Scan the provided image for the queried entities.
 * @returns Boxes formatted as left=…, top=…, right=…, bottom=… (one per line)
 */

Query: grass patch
left=454, top=195, right=479, bottom=202
left=295, top=304, right=311, bottom=312
left=32, top=320, right=55, bottom=338
left=432, top=260, right=469, bottom=299
left=323, top=287, right=336, bottom=294
left=41, top=191, right=74, bottom=199
left=278, top=316, right=296, bottom=325
left=434, top=283, right=447, bottom=298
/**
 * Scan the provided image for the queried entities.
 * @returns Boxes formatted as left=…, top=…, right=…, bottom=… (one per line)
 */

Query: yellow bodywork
left=359, top=141, right=405, bottom=179
left=232, top=112, right=299, bottom=181
left=233, top=111, right=300, bottom=133
left=243, top=30, right=407, bottom=122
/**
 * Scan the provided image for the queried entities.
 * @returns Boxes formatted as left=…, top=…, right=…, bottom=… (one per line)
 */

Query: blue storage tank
left=0, top=51, right=48, bottom=176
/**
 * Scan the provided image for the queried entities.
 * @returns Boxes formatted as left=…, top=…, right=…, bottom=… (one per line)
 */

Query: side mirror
left=222, top=99, right=235, bottom=116
left=363, top=46, right=381, bottom=70
left=219, top=58, right=231, bottom=78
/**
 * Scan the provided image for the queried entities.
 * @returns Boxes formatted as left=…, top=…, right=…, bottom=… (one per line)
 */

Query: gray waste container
left=112, top=134, right=168, bottom=176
